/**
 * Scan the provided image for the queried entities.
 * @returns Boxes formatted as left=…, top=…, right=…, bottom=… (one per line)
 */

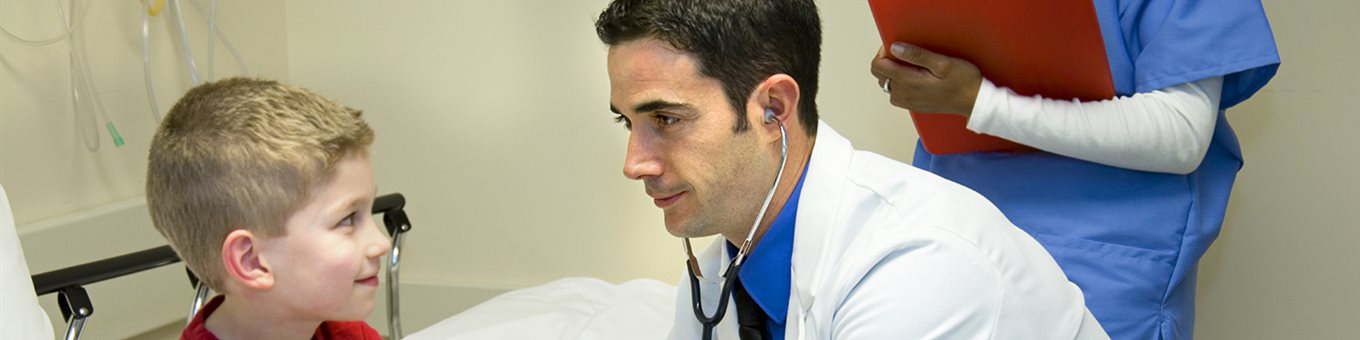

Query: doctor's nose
left=623, top=132, right=662, bottom=181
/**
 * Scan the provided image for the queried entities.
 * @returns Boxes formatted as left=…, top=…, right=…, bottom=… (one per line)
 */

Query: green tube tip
left=106, top=122, right=125, bottom=147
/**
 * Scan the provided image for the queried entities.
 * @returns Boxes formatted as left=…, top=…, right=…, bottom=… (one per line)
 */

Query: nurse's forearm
left=964, top=76, right=1223, bottom=174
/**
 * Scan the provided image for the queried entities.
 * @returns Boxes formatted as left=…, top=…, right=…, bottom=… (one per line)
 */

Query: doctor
left=596, top=0, right=1108, bottom=339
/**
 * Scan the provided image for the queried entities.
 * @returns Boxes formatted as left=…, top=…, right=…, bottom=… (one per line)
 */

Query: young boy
left=146, top=77, right=390, bottom=340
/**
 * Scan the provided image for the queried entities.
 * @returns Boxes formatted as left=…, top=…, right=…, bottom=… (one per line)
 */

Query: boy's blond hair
left=146, top=77, right=374, bottom=291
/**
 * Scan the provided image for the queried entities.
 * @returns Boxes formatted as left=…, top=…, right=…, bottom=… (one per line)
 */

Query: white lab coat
left=669, top=122, right=1108, bottom=339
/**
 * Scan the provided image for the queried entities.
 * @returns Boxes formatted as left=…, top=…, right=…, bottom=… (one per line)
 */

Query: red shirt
left=180, top=295, right=383, bottom=340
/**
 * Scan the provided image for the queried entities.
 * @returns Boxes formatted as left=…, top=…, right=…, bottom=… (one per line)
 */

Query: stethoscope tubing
left=687, top=118, right=789, bottom=339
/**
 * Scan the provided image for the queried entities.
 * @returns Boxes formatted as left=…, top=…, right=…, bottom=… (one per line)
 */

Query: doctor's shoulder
left=826, top=151, right=1098, bottom=338
left=821, top=197, right=1087, bottom=339
left=842, top=149, right=1009, bottom=226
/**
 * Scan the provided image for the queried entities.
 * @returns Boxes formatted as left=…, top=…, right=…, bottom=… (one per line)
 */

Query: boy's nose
left=365, top=220, right=393, bottom=258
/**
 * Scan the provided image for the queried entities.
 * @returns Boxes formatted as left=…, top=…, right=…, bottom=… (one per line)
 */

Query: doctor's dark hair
left=595, top=0, right=821, bottom=136
left=146, top=77, right=374, bottom=292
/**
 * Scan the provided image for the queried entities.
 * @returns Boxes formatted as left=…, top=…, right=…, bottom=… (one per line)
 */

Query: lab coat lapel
left=786, top=121, right=855, bottom=338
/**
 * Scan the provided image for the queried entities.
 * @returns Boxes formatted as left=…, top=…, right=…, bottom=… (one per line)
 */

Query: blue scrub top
left=913, top=1, right=1279, bottom=339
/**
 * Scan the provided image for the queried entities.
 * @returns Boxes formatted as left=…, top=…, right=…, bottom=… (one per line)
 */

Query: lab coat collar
left=788, top=120, right=853, bottom=330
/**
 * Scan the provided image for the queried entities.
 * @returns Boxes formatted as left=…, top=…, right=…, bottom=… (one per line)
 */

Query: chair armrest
left=32, top=246, right=180, bottom=296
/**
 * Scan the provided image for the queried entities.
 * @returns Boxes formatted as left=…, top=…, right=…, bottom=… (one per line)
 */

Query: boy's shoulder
left=179, top=295, right=382, bottom=340
left=180, top=296, right=224, bottom=340
left=313, top=321, right=383, bottom=340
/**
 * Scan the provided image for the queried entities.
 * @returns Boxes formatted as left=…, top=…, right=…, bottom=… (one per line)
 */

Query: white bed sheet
left=405, top=277, right=676, bottom=340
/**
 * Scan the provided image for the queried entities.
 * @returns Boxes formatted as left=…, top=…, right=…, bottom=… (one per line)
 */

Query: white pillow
left=1, top=184, right=55, bottom=340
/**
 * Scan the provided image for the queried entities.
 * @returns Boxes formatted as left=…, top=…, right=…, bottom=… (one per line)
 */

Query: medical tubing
left=206, top=0, right=216, bottom=79
left=170, top=0, right=202, bottom=85
left=74, top=9, right=121, bottom=148
left=142, top=6, right=163, bottom=122
left=71, top=39, right=104, bottom=151
left=187, top=0, right=248, bottom=75
left=76, top=62, right=118, bottom=149
left=70, top=48, right=98, bottom=152
left=58, top=0, right=96, bottom=151
left=213, top=19, right=247, bottom=75
left=0, top=0, right=90, bottom=46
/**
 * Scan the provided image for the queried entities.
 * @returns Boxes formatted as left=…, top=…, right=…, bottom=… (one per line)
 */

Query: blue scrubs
left=912, top=1, right=1279, bottom=339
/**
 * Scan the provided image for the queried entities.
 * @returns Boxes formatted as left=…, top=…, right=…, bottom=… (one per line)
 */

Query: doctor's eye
left=613, top=115, right=632, bottom=129
left=654, top=115, right=679, bottom=128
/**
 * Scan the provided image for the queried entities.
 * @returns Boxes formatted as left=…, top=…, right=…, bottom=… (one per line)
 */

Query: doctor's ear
left=222, top=229, right=274, bottom=290
left=756, top=74, right=801, bottom=126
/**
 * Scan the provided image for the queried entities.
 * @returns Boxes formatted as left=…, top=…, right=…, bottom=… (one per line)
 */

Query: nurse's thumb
left=890, top=43, right=947, bottom=79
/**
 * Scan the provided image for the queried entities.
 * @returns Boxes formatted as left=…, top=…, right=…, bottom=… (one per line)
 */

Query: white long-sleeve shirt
left=965, top=76, right=1224, bottom=174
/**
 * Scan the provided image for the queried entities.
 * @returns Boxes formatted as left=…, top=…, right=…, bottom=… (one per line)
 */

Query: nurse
left=869, top=0, right=1280, bottom=339
left=597, top=0, right=1107, bottom=339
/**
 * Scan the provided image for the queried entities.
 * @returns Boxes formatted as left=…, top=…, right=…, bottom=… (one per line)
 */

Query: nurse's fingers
left=887, top=43, right=951, bottom=79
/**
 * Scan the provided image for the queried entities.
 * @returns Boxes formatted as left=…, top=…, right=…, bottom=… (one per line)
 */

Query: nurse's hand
left=870, top=43, right=983, bottom=117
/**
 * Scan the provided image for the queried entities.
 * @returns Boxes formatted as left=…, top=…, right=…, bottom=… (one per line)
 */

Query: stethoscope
left=683, top=109, right=788, bottom=340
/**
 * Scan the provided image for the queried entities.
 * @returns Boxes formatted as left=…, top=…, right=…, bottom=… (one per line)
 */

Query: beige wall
left=1194, top=0, right=1360, bottom=338
left=3, top=0, right=1355, bottom=338
left=1, top=0, right=289, bottom=227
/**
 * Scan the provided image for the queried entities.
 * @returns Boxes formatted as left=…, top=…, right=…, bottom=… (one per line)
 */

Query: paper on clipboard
left=868, top=0, right=1116, bottom=155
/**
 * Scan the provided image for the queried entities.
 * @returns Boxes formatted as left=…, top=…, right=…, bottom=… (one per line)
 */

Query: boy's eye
left=338, top=213, right=356, bottom=228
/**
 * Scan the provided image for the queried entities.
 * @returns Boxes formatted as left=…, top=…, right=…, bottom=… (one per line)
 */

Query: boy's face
left=259, top=151, right=390, bottom=322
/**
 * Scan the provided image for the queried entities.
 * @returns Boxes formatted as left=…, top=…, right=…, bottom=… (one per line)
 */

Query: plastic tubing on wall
left=170, top=0, right=202, bottom=85
left=0, top=0, right=91, bottom=46
left=187, top=0, right=247, bottom=75
left=206, top=0, right=216, bottom=80
left=143, top=1, right=163, bottom=122
left=143, top=0, right=248, bottom=123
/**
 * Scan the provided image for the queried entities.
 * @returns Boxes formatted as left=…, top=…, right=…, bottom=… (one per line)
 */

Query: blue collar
left=727, top=166, right=807, bottom=338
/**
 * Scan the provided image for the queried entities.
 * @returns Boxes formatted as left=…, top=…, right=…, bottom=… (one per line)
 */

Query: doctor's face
left=607, top=39, right=778, bottom=239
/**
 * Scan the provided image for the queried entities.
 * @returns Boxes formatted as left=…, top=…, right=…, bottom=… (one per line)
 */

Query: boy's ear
left=222, top=229, right=274, bottom=290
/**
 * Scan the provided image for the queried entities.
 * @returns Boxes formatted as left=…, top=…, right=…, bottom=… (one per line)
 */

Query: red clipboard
left=868, top=0, right=1116, bottom=155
